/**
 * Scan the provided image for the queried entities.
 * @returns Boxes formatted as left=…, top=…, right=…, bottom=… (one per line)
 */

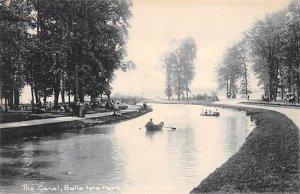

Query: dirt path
left=0, top=107, right=139, bottom=129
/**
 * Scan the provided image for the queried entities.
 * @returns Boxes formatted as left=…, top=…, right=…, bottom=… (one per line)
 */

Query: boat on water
left=200, top=110, right=220, bottom=117
left=145, top=122, right=164, bottom=131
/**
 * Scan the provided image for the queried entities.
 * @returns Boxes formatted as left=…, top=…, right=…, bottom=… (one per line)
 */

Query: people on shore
left=143, top=102, right=148, bottom=109
left=113, top=103, right=121, bottom=116
left=73, top=102, right=86, bottom=117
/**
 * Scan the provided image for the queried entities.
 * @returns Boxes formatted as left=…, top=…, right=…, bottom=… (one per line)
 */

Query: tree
left=246, top=11, right=286, bottom=101
left=1, top=0, right=133, bottom=110
left=179, top=37, right=197, bottom=100
left=162, top=51, right=176, bottom=100
left=162, top=37, right=197, bottom=101
left=236, top=40, right=250, bottom=96
left=0, top=0, right=33, bottom=111
left=283, top=0, right=300, bottom=102
left=216, top=42, right=244, bottom=97
left=30, top=0, right=132, bottom=104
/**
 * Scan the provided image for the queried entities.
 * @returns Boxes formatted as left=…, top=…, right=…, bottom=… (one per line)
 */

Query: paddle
left=163, top=126, right=176, bottom=130
left=139, top=126, right=176, bottom=130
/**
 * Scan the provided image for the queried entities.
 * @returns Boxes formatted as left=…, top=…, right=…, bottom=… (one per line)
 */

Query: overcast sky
left=112, top=0, right=290, bottom=98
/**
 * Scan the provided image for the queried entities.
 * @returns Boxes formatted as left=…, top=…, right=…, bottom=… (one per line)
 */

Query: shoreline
left=0, top=107, right=152, bottom=145
left=190, top=103, right=299, bottom=193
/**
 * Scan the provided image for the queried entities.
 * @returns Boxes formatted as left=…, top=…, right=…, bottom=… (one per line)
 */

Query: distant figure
left=73, top=102, right=80, bottom=117
left=247, top=95, right=250, bottom=100
left=105, top=100, right=114, bottom=110
left=262, top=94, right=269, bottom=104
left=59, top=103, right=64, bottom=112
left=20, top=103, right=24, bottom=111
left=143, top=102, right=148, bottom=109
left=205, top=110, right=208, bottom=114
left=113, top=104, right=121, bottom=116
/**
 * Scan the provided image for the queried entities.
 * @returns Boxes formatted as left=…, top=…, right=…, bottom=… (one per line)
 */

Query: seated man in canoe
left=200, top=109, right=220, bottom=116
left=145, top=118, right=154, bottom=127
left=145, top=119, right=164, bottom=131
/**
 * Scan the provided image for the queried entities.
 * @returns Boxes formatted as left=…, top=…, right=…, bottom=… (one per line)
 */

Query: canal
left=0, top=104, right=254, bottom=194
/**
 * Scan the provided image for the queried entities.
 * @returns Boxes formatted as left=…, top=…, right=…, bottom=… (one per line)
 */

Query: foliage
left=162, top=37, right=197, bottom=100
left=246, top=2, right=300, bottom=101
left=217, top=0, right=300, bottom=101
left=0, top=0, right=133, bottom=108
left=217, top=40, right=248, bottom=97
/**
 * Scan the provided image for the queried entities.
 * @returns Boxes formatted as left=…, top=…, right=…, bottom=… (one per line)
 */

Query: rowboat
left=200, top=111, right=220, bottom=117
left=145, top=122, right=164, bottom=131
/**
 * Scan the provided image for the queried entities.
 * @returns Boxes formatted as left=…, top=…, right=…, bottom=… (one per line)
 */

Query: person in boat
left=146, top=118, right=154, bottom=127
left=205, top=110, right=208, bottom=115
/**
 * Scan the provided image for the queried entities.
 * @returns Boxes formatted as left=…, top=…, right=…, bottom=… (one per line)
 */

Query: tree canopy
left=0, top=0, right=133, bottom=110
left=162, top=37, right=197, bottom=100
left=217, top=0, right=300, bottom=101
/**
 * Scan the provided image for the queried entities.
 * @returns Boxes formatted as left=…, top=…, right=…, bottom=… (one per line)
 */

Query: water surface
left=0, top=104, right=254, bottom=194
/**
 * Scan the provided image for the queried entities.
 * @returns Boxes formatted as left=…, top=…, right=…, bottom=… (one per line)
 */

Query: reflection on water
left=0, top=104, right=254, bottom=194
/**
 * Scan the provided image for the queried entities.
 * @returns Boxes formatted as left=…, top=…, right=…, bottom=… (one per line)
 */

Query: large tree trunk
left=9, top=89, right=13, bottom=108
left=54, top=84, right=60, bottom=107
left=43, top=96, right=47, bottom=105
left=186, top=90, right=189, bottom=101
left=226, top=77, right=229, bottom=98
left=43, top=90, right=47, bottom=105
left=74, top=64, right=79, bottom=102
left=79, top=87, right=84, bottom=103
left=243, top=63, right=248, bottom=96
left=61, top=89, right=65, bottom=104
left=60, top=71, right=65, bottom=104
left=31, top=83, right=35, bottom=106
left=34, top=88, right=40, bottom=104
left=177, top=82, right=181, bottom=101
left=4, top=94, right=8, bottom=112
left=68, top=89, right=71, bottom=105
left=14, top=89, right=19, bottom=105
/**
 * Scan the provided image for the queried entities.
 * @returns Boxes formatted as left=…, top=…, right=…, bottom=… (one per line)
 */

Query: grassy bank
left=0, top=108, right=112, bottom=123
left=191, top=104, right=299, bottom=193
left=0, top=107, right=152, bottom=145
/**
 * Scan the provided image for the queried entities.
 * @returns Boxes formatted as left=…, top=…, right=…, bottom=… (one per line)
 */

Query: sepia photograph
left=0, top=0, right=299, bottom=193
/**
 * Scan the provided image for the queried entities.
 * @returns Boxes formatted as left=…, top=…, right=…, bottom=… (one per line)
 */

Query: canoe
left=200, top=112, right=220, bottom=117
left=145, top=122, right=164, bottom=131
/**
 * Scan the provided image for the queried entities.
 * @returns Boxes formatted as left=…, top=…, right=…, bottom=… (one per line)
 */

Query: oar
left=163, top=126, right=176, bottom=130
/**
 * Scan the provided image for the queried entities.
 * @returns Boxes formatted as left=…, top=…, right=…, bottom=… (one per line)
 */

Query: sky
left=111, top=0, right=291, bottom=98
left=18, top=0, right=291, bottom=102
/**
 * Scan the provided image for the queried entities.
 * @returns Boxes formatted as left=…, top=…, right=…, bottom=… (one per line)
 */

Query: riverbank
left=191, top=104, right=299, bottom=193
left=0, top=106, right=152, bottom=144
